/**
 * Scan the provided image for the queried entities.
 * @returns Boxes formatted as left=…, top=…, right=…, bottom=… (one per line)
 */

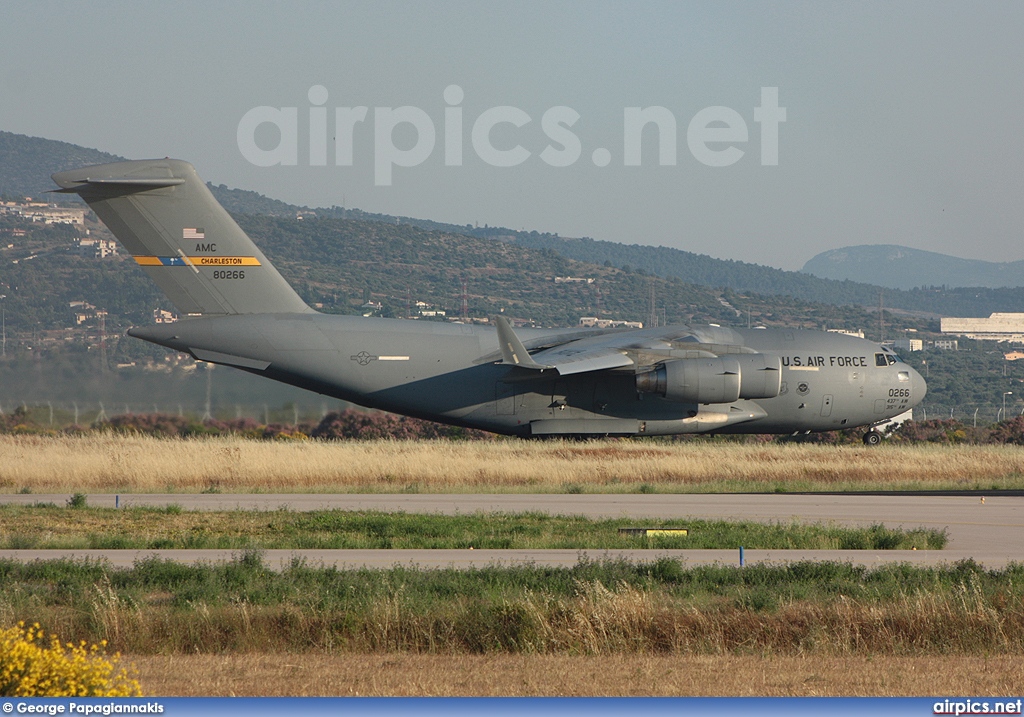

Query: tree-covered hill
left=0, top=131, right=125, bottom=202
left=2, top=129, right=1019, bottom=324
left=1, top=207, right=935, bottom=338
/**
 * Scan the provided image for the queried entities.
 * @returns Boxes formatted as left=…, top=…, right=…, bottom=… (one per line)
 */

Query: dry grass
left=131, top=653, right=1024, bottom=696
left=19, top=572, right=1022, bottom=656
left=2, top=434, right=1024, bottom=493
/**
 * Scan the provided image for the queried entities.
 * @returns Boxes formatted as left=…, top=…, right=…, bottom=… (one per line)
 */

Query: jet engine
left=635, top=354, right=782, bottom=404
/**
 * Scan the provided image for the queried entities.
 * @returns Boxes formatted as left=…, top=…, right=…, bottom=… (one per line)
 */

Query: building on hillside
left=827, top=329, right=865, bottom=338
left=153, top=308, right=177, bottom=324
left=941, top=313, right=1024, bottom=342
left=892, top=338, right=923, bottom=352
left=0, top=201, right=85, bottom=226
left=1004, top=351, right=1024, bottom=362
left=579, top=317, right=644, bottom=329
left=69, top=301, right=106, bottom=326
left=932, top=339, right=959, bottom=350
left=74, top=237, right=118, bottom=258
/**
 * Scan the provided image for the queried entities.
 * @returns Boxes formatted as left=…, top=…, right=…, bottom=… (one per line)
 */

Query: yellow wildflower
left=0, top=622, right=141, bottom=696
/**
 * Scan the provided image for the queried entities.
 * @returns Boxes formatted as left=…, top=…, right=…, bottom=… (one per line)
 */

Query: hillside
left=3, top=130, right=1022, bottom=318
left=1, top=209, right=910, bottom=335
left=0, top=131, right=125, bottom=202
left=213, top=182, right=1024, bottom=318
left=802, top=244, right=1024, bottom=290
left=238, top=213, right=923, bottom=334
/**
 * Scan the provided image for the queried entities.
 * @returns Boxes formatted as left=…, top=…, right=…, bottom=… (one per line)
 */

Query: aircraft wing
left=495, top=316, right=635, bottom=375
left=493, top=317, right=774, bottom=378
left=527, top=344, right=636, bottom=375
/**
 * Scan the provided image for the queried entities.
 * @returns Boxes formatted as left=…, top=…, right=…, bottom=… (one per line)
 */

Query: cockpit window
left=875, top=353, right=888, bottom=367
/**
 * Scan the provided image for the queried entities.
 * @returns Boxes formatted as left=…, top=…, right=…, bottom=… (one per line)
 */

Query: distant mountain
left=802, top=244, right=1024, bottom=290
left=504, top=234, right=1024, bottom=318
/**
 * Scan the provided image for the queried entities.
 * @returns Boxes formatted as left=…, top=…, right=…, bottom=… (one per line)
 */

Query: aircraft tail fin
left=52, top=159, right=311, bottom=316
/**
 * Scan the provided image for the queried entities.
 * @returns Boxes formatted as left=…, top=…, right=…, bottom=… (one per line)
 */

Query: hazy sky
left=2, top=1, right=1022, bottom=270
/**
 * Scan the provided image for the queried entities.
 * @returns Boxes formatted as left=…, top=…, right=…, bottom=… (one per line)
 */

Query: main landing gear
left=862, top=430, right=883, bottom=446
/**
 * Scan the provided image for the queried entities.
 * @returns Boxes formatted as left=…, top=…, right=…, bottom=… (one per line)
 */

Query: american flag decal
left=183, top=227, right=205, bottom=239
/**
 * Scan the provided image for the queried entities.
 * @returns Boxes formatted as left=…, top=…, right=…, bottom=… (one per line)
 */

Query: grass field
left=0, top=504, right=947, bottom=550
left=2, top=556, right=1021, bottom=656
left=3, top=434, right=1019, bottom=696
left=2, top=435, right=1024, bottom=493
left=129, top=654, right=1024, bottom=696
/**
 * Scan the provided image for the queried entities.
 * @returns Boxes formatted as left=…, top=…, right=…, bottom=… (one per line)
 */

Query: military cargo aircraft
left=53, top=159, right=925, bottom=443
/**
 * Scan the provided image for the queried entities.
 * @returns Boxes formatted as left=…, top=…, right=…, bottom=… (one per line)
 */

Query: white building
left=1, top=202, right=85, bottom=226
left=941, top=313, right=1024, bottom=342
left=153, top=308, right=178, bottom=324
left=579, top=317, right=644, bottom=329
left=74, top=237, right=118, bottom=258
left=892, top=338, right=923, bottom=352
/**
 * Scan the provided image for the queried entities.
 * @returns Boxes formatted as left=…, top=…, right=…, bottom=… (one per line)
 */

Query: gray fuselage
left=130, top=313, right=927, bottom=438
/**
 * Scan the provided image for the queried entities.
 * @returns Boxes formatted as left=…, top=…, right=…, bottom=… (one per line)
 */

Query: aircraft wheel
left=863, top=430, right=883, bottom=446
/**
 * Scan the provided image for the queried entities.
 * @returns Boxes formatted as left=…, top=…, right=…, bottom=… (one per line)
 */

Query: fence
left=0, top=400, right=345, bottom=428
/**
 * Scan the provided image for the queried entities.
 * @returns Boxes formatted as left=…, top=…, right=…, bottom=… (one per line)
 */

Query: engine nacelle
left=733, top=353, right=783, bottom=399
left=635, top=354, right=781, bottom=404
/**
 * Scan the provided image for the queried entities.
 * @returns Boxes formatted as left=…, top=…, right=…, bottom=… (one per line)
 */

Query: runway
left=1, top=493, right=1021, bottom=569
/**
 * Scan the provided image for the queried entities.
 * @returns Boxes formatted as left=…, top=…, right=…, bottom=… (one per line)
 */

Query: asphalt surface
left=1, top=493, right=1021, bottom=569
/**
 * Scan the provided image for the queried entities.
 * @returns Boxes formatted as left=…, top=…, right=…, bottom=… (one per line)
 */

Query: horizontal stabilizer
left=51, top=177, right=185, bottom=193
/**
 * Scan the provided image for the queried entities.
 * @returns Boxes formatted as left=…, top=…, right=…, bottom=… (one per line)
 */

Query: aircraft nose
left=910, top=366, right=927, bottom=404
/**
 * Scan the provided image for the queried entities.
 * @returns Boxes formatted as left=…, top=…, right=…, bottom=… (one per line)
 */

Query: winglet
left=494, top=316, right=552, bottom=370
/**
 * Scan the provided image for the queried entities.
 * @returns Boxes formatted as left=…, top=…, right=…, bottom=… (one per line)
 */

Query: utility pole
left=99, top=312, right=108, bottom=372
left=202, top=365, right=213, bottom=421
left=460, top=279, right=468, bottom=322
left=878, top=291, right=884, bottom=343
left=648, top=282, right=656, bottom=328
